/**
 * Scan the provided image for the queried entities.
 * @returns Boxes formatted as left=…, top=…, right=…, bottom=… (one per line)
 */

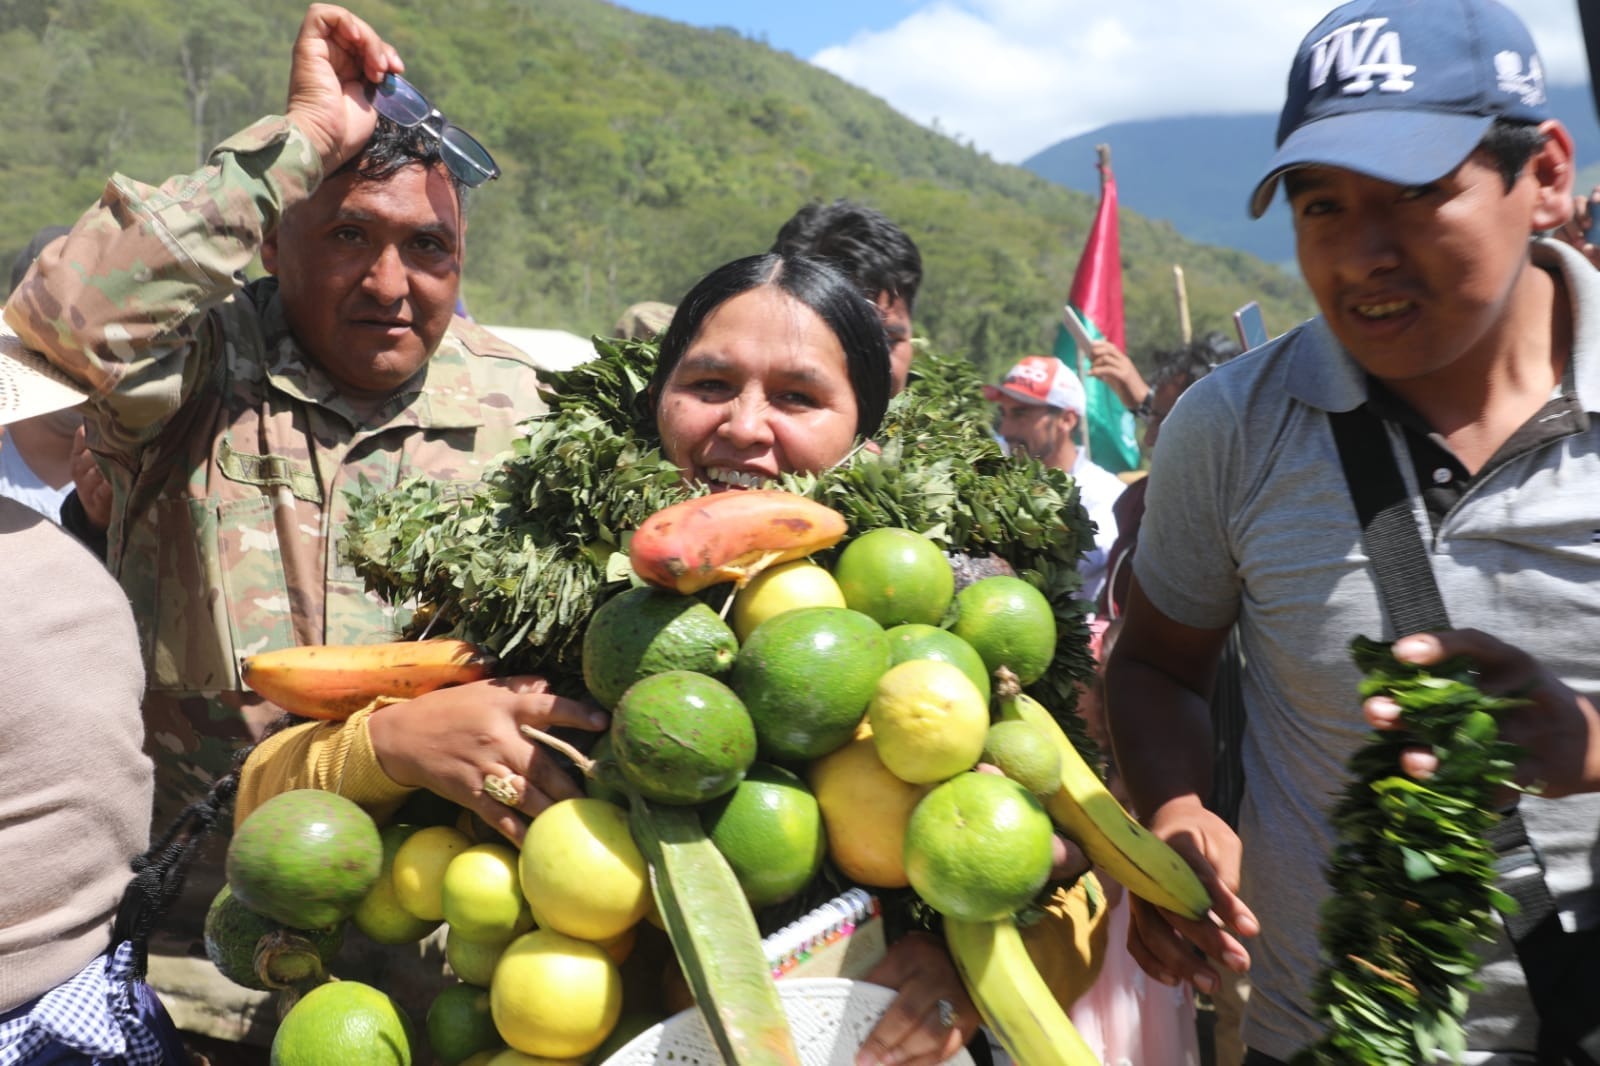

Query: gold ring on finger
left=484, top=773, right=523, bottom=807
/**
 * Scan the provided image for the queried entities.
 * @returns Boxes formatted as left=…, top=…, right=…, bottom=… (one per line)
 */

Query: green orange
left=701, top=763, right=825, bottom=908
left=226, top=789, right=382, bottom=932
left=730, top=606, right=889, bottom=761
left=270, top=980, right=415, bottom=1065
left=903, top=772, right=1054, bottom=921
left=832, top=528, right=955, bottom=627
left=949, top=576, right=1057, bottom=685
left=884, top=623, right=992, bottom=703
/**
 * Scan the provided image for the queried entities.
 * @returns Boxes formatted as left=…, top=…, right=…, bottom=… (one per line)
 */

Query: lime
left=884, top=623, right=992, bottom=703
left=226, top=789, right=382, bottom=931
left=611, top=671, right=756, bottom=805
left=730, top=606, right=889, bottom=761
left=204, top=884, right=344, bottom=991
left=443, top=843, right=535, bottom=942
left=270, top=980, right=415, bottom=1065
left=582, top=587, right=738, bottom=710
left=950, top=576, right=1057, bottom=685
left=832, top=528, right=955, bottom=627
left=428, top=983, right=504, bottom=1065
left=520, top=798, right=650, bottom=941
left=446, top=925, right=511, bottom=987
left=353, top=823, right=443, bottom=946
left=904, top=772, right=1055, bottom=921
left=729, top=559, right=846, bottom=642
left=490, top=929, right=622, bottom=1059
left=393, top=825, right=474, bottom=922
left=867, top=659, right=989, bottom=784
left=981, top=720, right=1063, bottom=797
left=806, top=728, right=929, bottom=888
left=702, top=764, right=824, bottom=908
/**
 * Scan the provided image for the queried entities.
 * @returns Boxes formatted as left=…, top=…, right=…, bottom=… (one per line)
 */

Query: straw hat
left=0, top=323, right=88, bottom=427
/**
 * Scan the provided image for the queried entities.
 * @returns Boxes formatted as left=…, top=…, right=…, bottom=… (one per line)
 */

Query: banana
left=628, top=490, right=847, bottom=594
left=240, top=638, right=496, bottom=720
left=945, top=915, right=1099, bottom=1066
left=994, top=669, right=1212, bottom=920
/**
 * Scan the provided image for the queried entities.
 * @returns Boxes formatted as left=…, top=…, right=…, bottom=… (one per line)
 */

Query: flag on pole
left=1053, top=147, right=1141, bottom=474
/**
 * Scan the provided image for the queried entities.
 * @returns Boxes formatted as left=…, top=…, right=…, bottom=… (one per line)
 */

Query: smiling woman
left=651, top=252, right=891, bottom=491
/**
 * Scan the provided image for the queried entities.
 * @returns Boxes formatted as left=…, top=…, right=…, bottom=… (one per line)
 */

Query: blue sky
left=613, top=1, right=1589, bottom=163
left=613, top=0, right=913, bottom=60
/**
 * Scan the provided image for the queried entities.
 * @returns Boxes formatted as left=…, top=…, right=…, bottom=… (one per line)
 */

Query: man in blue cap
left=1105, top=0, right=1600, bottom=1061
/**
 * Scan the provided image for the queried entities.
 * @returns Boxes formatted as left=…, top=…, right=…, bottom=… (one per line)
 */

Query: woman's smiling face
left=657, top=284, right=860, bottom=490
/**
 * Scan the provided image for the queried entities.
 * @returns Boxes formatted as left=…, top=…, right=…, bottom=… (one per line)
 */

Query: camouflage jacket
left=3, top=116, right=548, bottom=828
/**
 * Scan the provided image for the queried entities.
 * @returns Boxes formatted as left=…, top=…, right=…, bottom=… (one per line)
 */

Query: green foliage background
left=0, top=0, right=1315, bottom=380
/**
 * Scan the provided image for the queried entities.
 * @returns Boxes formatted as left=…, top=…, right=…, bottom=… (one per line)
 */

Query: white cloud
left=811, top=0, right=1590, bottom=162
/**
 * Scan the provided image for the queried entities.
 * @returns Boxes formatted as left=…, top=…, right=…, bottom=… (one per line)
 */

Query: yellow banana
left=240, top=638, right=496, bottom=720
left=994, top=669, right=1212, bottom=920
left=945, top=915, right=1099, bottom=1066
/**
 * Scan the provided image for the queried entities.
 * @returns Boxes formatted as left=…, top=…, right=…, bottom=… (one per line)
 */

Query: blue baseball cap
left=1249, top=0, right=1550, bottom=218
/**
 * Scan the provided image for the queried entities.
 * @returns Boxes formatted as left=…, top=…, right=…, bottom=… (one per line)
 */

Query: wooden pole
left=1173, top=264, right=1192, bottom=345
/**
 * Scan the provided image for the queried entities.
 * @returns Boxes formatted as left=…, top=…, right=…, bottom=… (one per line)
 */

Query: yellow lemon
left=867, top=659, right=989, bottom=784
left=443, top=844, right=535, bottom=943
left=490, top=929, right=621, bottom=1059
left=729, top=559, right=846, bottom=642
left=392, top=825, right=474, bottom=922
left=807, top=732, right=929, bottom=887
left=353, top=824, right=443, bottom=945
left=519, top=799, right=649, bottom=942
left=483, top=1051, right=582, bottom=1065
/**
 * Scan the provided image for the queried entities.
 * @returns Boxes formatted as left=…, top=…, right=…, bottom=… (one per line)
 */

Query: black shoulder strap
left=1326, top=406, right=1600, bottom=1063
left=1325, top=408, right=1447, bottom=635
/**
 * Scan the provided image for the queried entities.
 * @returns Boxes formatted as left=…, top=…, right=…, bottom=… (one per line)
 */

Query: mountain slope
left=0, top=0, right=1316, bottom=375
left=1025, top=84, right=1600, bottom=267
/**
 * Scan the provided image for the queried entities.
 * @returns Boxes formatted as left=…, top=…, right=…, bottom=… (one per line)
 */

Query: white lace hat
left=0, top=323, right=87, bottom=427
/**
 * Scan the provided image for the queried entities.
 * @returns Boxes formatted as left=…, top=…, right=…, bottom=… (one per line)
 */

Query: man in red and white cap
left=985, top=354, right=1126, bottom=605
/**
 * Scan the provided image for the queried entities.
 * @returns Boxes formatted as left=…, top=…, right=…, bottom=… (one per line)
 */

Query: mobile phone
left=1233, top=301, right=1269, bottom=351
left=1060, top=305, right=1095, bottom=355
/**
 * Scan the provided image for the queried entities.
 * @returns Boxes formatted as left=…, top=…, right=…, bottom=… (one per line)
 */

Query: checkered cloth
left=0, top=943, right=169, bottom=1065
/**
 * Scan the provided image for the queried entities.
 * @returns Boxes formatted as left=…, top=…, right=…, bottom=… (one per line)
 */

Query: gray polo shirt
left=1136, top=238, right=1600, bottom=1062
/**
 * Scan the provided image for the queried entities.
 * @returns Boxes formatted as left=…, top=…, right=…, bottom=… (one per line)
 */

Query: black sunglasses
left=371, top=73, right=500, bottom=188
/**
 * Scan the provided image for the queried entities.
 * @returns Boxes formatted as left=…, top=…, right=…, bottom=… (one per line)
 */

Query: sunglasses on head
left=370, top=73, right=500, bottom=188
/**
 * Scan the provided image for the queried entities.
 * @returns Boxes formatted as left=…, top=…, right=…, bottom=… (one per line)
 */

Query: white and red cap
left=982, top=356, right=1086, bottom=416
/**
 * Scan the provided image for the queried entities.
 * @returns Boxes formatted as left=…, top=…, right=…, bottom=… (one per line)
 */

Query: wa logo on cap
left=1309, top=18, right=1415, bottom=96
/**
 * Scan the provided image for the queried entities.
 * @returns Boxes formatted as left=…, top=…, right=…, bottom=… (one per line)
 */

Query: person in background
left=772, top=199, right=921, bottom=394
left=0, top=325, right=188, bottom=1065
left=1553, top=184, right=1600, bottom=268
left=1098, top=331, right=1242, bottom=621
left=1106, top=0, right=1600, bottom=1060
left=4, top=4, right=595, bottom=1059
left=0, top=226, right=79, bottom=521
left=984, top=355, right=1125, bottom=606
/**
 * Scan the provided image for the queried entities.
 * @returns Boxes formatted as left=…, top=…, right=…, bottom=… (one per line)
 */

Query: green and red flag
left=1054, top=154, right=1141, bottom=473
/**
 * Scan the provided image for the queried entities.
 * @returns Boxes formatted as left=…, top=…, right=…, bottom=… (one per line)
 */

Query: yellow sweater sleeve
left=234, top=707, right=415, bottom=829
left=1019, top=874, right=1112, bottom=1012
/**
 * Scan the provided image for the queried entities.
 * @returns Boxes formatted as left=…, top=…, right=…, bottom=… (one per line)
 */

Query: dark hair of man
left=772, top=200, right=923, bottom=312
left=651, top=252, right=892, bottom=439
left=1153, top=331, right=1242, bottom=392
left=1477, top=117, right=1548, bottom=191
left=330, top=116, right=469, bottom=209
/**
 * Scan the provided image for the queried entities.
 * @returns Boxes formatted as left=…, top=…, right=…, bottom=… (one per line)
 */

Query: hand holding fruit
left=854, top=932, right=978, bottom=1066
left=1363, top=629, right=1600, bottom=799
left=1123, top=795, right=1253, bottom=997
left=366, top=675, right=608, bottom=844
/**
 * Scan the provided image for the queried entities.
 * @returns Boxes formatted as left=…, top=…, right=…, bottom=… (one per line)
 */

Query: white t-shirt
left=1070, top=449, right=1125, bottom=607
left=0, top=438, right=70, bottom=523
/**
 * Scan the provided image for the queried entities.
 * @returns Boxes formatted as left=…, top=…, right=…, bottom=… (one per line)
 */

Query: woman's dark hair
left=651, top=252, right=892, bottom=439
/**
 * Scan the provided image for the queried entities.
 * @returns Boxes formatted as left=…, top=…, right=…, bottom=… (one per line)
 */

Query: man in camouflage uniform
left=3, top=4, right=593, bottom=1055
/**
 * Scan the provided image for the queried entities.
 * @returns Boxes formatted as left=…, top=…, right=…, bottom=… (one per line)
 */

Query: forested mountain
left=0, top=0, right=1316, bottom=376
left=1026, top=84, right=1600, bottom=268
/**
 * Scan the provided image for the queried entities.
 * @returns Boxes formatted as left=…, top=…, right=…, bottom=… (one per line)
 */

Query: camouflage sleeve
left=1, top=115, right=323, bottom=453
